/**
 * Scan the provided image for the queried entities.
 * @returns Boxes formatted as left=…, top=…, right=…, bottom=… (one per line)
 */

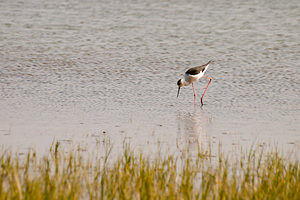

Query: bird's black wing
left=185, top=61, right=211, bottom=75
left=185, top=66, right=205, bottom=75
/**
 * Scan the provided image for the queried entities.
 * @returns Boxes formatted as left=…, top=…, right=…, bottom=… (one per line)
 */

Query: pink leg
left=192, top=83, right=196, bottom=105
left=200, top=76, right=212, bottom=106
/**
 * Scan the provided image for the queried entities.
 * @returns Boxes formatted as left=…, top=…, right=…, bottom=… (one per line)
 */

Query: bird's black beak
left=177, top=87, right=181, bottom=98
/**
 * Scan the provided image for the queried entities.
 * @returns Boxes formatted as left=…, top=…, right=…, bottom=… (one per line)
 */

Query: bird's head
left=177, top=79, right=183, bottom=97
left=177, top=79, right=183, bottom=87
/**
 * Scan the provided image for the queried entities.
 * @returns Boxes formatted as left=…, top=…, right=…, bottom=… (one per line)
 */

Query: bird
left=177, top=60, right=212, bottom=106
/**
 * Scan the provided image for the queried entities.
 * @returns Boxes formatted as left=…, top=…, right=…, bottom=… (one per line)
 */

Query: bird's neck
left=182, top=79, right=190, bottom=86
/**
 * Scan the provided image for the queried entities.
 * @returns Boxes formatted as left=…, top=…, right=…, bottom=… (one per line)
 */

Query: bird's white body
left=182, top=72, right=204, bottom=86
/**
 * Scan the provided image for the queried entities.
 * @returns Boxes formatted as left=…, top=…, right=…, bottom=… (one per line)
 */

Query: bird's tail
left=202, top=60, right=212, bottom=74
left=205, top=60, right=212, bottom=66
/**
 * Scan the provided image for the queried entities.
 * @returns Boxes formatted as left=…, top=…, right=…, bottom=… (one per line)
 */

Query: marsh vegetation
left=0, top=142, right=299, bottom=199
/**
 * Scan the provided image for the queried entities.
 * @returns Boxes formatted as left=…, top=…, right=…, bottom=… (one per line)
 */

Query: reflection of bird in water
left=176, top=111, right=210, bottom=153
left=177, top=61, right=213, bottom=106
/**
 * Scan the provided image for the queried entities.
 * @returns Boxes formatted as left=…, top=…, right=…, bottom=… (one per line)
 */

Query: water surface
left=1, top=0, right=299, bottom=155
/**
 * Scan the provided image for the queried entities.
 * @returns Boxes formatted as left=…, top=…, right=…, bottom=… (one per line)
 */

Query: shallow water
left=1, top=0, right=300, bottom=155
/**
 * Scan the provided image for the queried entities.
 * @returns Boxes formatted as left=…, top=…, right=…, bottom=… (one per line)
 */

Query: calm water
left=1, top=0, right=299, bottom=155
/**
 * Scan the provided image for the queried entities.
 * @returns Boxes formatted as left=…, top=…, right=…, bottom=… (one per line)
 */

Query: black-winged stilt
left=177, top=61, right=212, bottom=106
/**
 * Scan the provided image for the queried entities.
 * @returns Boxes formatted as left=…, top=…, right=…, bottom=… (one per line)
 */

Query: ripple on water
left=0, top=0, right=299, bottom=154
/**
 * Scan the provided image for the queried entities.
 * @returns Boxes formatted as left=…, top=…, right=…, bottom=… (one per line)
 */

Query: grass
left=0, top=142, right=299, bottom=199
